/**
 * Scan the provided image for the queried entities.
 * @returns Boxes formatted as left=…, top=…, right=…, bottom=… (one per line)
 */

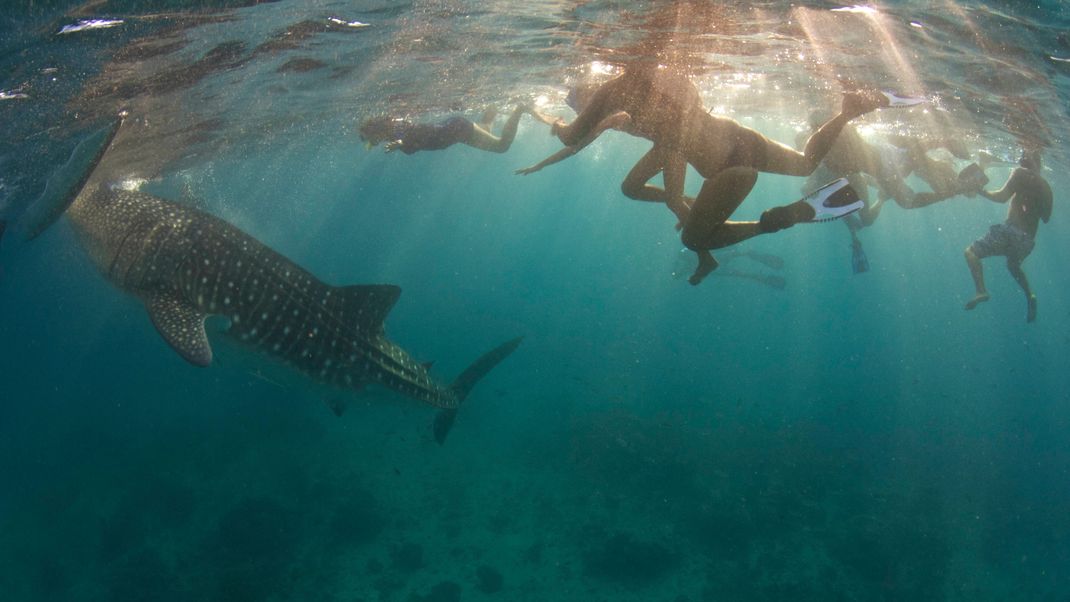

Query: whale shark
left=26, top=119, right=521, bottom=443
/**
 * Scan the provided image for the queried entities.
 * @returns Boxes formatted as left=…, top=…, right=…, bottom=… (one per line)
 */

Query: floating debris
left=58, top=19, right=124, bottom=35
left=328, top=17, right=370, bottom=29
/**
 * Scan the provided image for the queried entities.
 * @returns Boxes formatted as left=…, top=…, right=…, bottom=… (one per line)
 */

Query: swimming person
left=516, top=78, right=694, bottom=229
left=963, top=149, right=1052, bottom=322
left=360, top=105, right=552, bottom=155
left=546, top=63, right=897, bottom=284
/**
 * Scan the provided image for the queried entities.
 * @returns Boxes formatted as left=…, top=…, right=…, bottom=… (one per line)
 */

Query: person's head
left=359, top=116, right=409, bottom=146
left=564, top=83, right=599, bottom=114
left=1019, top=148, right=1042, bottom=170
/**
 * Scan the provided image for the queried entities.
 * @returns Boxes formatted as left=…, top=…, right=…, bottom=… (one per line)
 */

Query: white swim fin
left=880, top=91, right=927, bottom=107
left=801, top=178, right=864, bottom=222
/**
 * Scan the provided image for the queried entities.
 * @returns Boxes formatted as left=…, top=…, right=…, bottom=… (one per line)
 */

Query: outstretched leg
left=763, top=91, right=889, bottom=177
left=964, top=247, right=990, bottom=310
left=466, top=105, right=526, bottom=153
left=1006, top=257, right=1037, bottom=322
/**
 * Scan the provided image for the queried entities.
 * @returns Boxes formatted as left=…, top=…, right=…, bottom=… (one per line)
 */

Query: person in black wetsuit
left=360, top=105, right=550, bottom=155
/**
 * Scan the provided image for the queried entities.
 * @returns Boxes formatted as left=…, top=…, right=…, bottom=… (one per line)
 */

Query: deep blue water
left=2, top=2, right=1069, bottom=601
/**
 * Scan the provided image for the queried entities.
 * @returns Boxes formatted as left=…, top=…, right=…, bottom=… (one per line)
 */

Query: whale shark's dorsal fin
left=147, top=289, right=213, bottom=367
left=22, top=118, right=123, bottom=240
left=338, top=284, right=401, bottom=332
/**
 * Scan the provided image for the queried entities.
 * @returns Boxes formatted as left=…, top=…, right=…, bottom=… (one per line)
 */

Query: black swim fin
left=851, top=239, right=869, bottom=274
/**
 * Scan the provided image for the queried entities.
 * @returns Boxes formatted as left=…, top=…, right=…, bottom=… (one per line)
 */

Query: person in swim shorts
left=963, top=149, right=1052, bottom=322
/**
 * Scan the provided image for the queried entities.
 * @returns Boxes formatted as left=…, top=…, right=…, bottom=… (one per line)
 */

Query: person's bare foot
left=965, top=292, right=990, bottom=310
left=1027, top=293, right=1037, bottom=323
left=688, top=251, right=718, bottom=286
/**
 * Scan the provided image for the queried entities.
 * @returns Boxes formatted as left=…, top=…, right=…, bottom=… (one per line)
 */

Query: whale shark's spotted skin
left=66, top=184, right=516, bottom=409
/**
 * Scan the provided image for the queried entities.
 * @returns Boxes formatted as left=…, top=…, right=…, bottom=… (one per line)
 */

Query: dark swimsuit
left=397, top=116, right=474, bottom=154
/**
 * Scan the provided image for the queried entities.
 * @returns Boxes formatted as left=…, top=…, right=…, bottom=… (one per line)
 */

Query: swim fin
left=851, top=238, right=869, bottom=274
left=802, top=178, right=864, bottom=222
left=880, top=91, right=927, bottom=107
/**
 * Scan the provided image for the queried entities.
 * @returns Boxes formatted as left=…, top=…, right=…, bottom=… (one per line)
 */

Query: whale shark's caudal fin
left=21, top=117, right=122, bottom=240
left=433, top=336, right=523, bottom=445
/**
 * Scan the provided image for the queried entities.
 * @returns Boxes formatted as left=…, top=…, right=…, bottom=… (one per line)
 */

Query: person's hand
left=384, top=140, right=403, bottom=153
left=515, top=165, right=541, bottom=176
left=550, top=119, right=565, bottom=137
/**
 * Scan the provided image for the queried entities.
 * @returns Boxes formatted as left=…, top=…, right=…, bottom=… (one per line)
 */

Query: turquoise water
left=2, top=1, right=1069, bottom=600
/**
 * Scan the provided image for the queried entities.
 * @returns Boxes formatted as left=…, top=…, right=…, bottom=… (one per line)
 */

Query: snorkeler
left=540, top=63, right=898, bottom=285
left=963, top=149, right=1052, bottom=323
left=516, top=70, right=700, bottom=228
left=885, top=134, right=989, bottom=209
left=359, top=105, right=553, bottom=155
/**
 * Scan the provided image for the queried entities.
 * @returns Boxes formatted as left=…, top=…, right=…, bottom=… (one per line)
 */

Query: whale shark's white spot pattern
left=73, top=187, right=464, bottom=405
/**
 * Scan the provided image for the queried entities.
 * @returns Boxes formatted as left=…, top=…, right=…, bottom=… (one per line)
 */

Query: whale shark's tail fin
left=433, top=336, right=523, bottom=444
left=21, top=117, right=122, bottom=240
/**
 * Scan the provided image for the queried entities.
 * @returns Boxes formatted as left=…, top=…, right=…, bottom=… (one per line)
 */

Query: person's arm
left=553, top=80, right=618, bottom=146
left=979, top=168, right=1021, bottom=203
left=515, top=145, right=578, bottom=175
left=662, top=151, right=690, bottom=227
left=1040, top=181, right=1053, bottom=223
left=516, top=112, right=630, bottom=175
left=1041, top=197, right=1053, bottom=223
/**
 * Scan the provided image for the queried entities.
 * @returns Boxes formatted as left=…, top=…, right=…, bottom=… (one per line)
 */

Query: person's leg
left=620, top=147, right=693, bottom=223
left=478, top=107, right=498, bottom=130
left=621, top=147, right=671, bottom=203
left=680, top=167, right=761, bottom=285
left=763, top=91, right=888, bottom=177
left=964, top=247, right=990, bottom=309
left=1006, top=258, right=1037, bottom=322
left=662, top=151, right=691, bottom=227
left=466, top=105, right=525, bottom=153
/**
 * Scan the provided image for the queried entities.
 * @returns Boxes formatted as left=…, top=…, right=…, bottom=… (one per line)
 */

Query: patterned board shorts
left=969, top=223, right=1035, bottom=263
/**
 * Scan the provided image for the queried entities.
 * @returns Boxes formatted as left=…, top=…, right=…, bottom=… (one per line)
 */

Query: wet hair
left=1019, top=148, right=1041, bottom=170
left=359, top=116, right=410, bottom=144
left=565, top=83, right=599, bottom=113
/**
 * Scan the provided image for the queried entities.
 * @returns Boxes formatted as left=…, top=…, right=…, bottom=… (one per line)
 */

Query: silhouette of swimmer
left=541, top=63, right=893, bottom=285
left=360, top=106, right=553, bottom=155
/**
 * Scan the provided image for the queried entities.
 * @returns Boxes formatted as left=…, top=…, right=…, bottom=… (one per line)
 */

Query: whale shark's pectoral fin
left=146, top=290, right=213, bottom=367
